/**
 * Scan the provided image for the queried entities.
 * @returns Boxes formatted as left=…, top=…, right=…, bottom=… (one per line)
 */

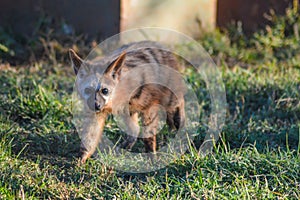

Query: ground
left=0, top=7, right=299, bottom=199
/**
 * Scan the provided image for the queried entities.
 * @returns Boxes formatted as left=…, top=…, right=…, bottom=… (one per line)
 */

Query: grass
left=0, top=6, right=300, bottom=199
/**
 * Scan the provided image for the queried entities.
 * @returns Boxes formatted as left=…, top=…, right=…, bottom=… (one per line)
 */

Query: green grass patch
left=0, top=5, right=300, bottom=199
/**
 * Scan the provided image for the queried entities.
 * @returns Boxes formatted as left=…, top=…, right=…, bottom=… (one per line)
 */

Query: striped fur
left=69, top=41, right=186, bottom=164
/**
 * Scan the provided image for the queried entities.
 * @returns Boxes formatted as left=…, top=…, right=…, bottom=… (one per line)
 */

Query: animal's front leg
left=120, top=112, right=140, bottom=150
left=80, top=112, right=107, bottom=164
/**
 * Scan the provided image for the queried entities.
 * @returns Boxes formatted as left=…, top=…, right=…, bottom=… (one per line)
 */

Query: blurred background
left=0, top=0, right=293, bottom=38
left=0, top=0, right=296, bottom=65
left=0, top=0, right=297, bottom=65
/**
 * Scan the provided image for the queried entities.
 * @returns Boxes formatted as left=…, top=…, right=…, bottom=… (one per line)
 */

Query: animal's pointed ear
left=69, top=49, right=84, bottom=75
left=105, top=52, right=126, bottom=78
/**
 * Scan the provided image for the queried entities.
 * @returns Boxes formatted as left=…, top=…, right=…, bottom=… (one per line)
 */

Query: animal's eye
left=101, top=88, right=109, bottom=95
left=84, top=87, right=94, bottom=95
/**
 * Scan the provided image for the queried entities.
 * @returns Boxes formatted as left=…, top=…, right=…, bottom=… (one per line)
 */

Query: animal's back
left=111, top=41, right=181, bottom=72
left=111, top=41, right=185, bottom=130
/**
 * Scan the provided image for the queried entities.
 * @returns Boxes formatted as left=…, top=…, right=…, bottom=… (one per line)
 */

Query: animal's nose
left=95, top=102, right=101, bottom=111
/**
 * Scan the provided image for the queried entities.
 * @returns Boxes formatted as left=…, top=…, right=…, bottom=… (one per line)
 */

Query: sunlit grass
left=0, top=6, right=300, bottom=199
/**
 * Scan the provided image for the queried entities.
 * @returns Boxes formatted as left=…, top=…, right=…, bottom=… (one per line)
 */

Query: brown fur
left=69, top=41, right=185, bottom=164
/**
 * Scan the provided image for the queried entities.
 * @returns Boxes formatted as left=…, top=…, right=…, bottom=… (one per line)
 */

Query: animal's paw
left=77, top=151, right=91, bottom=166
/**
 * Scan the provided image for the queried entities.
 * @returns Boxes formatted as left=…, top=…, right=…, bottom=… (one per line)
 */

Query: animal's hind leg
left=174, top=100, right=185, bottom=130
left=120, top=112, right=140, bottom=150
left=166, top=112, right=175, bottom=131
left=142, top=107, right=159, bottom=153
left=142, top=126, right=157, bottom=153
left=167, top=99, right=185, bottom=131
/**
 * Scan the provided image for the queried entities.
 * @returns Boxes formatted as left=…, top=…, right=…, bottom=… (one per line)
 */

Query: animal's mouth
left=86, top=101, right=106, bottom=113
left=86, top=105, right=103, bottom=113
left=95, top=102, right=102, bottom=111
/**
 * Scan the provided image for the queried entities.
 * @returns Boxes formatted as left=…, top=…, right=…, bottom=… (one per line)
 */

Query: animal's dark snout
left=95, top=102, right=101, bottom=111
left=86, top=84, right=103, bottom=112
left=94, top=92, right=103, bottom=111
left=95, top=84, right=102, bottom=111
left=87, top=93, right=103, bottom=111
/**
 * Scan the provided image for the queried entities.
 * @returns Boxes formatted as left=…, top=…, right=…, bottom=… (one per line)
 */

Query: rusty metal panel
left=217, top=0, right=293, bottom=33
left=0, top=0, right=120, bottom=40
